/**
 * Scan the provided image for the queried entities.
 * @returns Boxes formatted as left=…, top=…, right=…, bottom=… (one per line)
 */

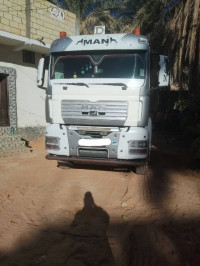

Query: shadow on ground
left=0, top=192, right=200, bottom=266
left=0, top=192, right=116, bottom=266
left=0, top=132, right=200, bottom=266
left=57, top=161, right=132, bottom=173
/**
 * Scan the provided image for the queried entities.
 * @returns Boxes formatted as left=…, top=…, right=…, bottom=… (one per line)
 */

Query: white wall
left=0, top=44, right=47, bottom=127
left=15, top=64, right=46, bottom=127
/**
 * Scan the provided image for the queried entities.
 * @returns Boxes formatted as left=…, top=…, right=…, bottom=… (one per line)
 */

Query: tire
left=135, top=164, right=148, bottom=175
left=57, top=161, right=73, bottom=169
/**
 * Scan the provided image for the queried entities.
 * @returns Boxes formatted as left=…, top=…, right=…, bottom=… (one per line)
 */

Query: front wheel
left=57, top=161, right=74, bottom=169
left=135, top=164, right=148, bottom=175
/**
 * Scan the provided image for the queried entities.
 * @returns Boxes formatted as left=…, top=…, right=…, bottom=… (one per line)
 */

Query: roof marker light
left=60, top=32, right=67, bottom=38
left=134, top=28, right=141, bottom=35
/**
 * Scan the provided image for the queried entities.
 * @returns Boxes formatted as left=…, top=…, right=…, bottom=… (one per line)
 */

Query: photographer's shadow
left=66, top=191, right=116, bottom=266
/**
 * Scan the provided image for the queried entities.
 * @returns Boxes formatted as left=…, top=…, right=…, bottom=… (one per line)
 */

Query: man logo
left=89, top=111, right=98, bottom=116
left=76, top=37, right=117, bottom=46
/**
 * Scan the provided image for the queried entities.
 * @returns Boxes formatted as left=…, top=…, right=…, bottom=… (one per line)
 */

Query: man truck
left=37, top=28, right=169, bottom=174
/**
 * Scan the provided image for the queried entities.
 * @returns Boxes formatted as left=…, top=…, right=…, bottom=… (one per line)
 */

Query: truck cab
left=37, top=31, right=169, bottom=174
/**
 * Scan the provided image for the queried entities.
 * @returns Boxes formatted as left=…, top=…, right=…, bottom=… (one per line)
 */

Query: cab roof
left=50, top=33, right=149, bottom=53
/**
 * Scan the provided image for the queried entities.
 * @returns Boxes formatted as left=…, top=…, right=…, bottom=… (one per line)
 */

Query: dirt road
left=0, top=136, right=200, bottom=266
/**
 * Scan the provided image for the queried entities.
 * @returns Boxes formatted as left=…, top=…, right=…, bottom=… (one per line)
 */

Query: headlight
left=45, top=136, right=60, bottom=150
left=129, top=140, right=148, bottom=154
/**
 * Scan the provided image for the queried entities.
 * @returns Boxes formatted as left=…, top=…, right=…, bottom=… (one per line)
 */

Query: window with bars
left=23, top=50, right=35, bottom=64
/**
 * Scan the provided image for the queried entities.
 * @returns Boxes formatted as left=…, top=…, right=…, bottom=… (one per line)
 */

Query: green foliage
left=48, top=0, right=93, bottom=18
left=49, top=0, right=149, bottom=30
left=126, top=0, right=149, bottom=15
left=48, top=0, right=57, bottom=5
left=129, top=0, right=168, bottom=34
left=176, top=98, right=189, bottom=111
left=95, top=0, right=148, bottom=15
left=65, top=0, right=93, bottom=18
left=180, top=95, right=200, bottom=161
left=81, top=0, right=149, bottom=34
left=96, top=0, right=122, bottom=10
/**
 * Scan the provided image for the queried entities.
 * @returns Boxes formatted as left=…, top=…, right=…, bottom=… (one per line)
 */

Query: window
left=51, top=51, right=146, bottom=80
left=23, top=50, right=35, bottom=64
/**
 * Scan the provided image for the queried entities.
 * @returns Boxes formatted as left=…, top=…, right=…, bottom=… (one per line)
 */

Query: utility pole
left=26, top=0, right=31, bottom=38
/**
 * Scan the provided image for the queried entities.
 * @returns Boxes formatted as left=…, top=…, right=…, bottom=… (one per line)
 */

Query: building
left=0, top=0, right=76, bottom=142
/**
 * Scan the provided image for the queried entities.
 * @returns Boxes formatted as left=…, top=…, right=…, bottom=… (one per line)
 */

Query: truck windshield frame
left=50, top=50, right=147, bottom=80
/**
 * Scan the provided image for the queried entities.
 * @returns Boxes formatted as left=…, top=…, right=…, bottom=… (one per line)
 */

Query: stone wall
left=0, top=0, right=76, bottom=44
left=16, top=126, right=46, bottom=141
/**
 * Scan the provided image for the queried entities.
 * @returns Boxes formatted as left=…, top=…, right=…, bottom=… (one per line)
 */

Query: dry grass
left=81, top=10, right=117, bottom=35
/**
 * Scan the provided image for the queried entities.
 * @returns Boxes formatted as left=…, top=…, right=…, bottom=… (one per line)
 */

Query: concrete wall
left=0, top=44, right=46, bottom=127
left=0, top=0, right=76, bottom=44
left=0, top=0, right=76, bottom=130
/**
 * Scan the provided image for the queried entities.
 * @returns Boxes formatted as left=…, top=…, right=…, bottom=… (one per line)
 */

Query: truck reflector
left=134, top=28, right=141, bottom=35
left=60, top=31, right=67, bottom=38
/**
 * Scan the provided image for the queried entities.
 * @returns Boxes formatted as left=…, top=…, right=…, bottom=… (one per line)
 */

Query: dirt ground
left=0, top=133, right=200, bottom=266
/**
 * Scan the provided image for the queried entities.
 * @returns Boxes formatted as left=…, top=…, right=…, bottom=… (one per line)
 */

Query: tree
left=48, top=0, right=93, bottom=19
left=125, top=0, right=149, bottom=16
left=81, top=0, right=148, bottom=34
left=65, top=0, right=94, bottom=19
left=128, top=0, right=200, bottom=94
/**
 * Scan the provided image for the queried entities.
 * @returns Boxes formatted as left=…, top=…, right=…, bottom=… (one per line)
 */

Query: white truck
left=37, top=29, right=169, bottom=174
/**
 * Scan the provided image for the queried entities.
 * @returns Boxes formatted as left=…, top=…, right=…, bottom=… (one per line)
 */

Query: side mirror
left=150, top=53, right=170, bottom=90
left=158, top=55, right=169, bottom=87
left=37, top=58, right=45, bottom=88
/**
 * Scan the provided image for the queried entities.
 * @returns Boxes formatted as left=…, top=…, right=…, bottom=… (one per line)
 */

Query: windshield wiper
left=92, top=83, right=127, bottom=90
left=58, top=82, right=89, bottom=87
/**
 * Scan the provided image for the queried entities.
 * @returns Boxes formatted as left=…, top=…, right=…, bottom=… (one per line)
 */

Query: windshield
left=51, top=51, right=146, bottom=80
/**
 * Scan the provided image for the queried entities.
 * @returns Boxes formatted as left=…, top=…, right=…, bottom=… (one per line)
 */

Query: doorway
left=0, top=74, right=9, bottom=126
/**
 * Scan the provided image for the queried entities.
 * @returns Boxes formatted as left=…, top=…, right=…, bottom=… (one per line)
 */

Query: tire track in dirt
left=0, top=142, right=200, bottom=265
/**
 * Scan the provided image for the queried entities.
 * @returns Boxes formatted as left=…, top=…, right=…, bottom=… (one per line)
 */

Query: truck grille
left=61, top=100, right=128, bottom=126
left=78, top=148, right=108, bottom=158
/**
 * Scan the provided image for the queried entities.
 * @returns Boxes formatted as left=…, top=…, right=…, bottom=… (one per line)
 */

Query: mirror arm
left=38, top=85, right=47, bottom=90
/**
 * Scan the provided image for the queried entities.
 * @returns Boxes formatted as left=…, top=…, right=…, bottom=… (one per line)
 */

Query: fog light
left=129, top=140, right=148, bottom=148
left=138, top=141, right=148, bottom=148
left=129, top=148, right=147, bottom=154
left=46, top=136, right=60, bottom=150
left=129, top=140, right=148, bottom=154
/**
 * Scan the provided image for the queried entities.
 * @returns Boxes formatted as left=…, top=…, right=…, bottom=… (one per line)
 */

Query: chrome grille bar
left=61, top=100, right=128, bottom=126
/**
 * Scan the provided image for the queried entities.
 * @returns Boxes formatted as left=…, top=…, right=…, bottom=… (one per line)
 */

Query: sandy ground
left=0, top=135, right=200, bottom=266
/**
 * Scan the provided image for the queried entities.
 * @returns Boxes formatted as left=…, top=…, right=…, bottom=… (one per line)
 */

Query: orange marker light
left=134, top=28, right=141, bottom=35
left=60, top=32, right=67, bottom=38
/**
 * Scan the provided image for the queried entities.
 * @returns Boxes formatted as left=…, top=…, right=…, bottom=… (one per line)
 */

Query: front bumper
left=46, top=154, right=146, bottom=167
left=45, top=124, right=149, bottom=160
